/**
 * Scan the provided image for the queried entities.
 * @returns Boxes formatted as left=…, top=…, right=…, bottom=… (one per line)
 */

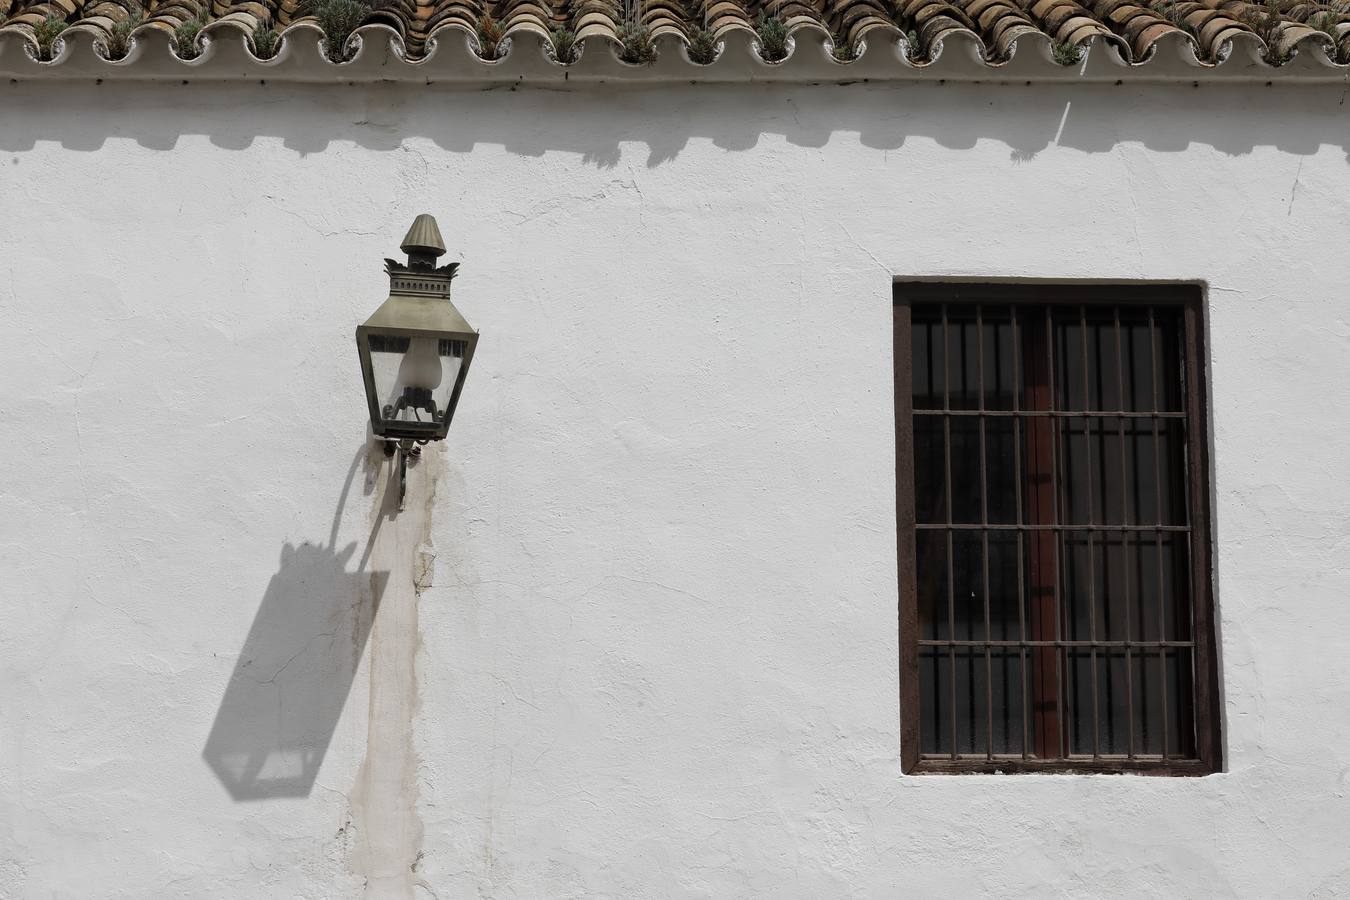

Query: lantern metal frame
left=356, top=214, right=479, bottom=510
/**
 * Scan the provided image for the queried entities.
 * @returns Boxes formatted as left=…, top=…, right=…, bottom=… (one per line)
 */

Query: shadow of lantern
left=202, top=449, right=389, bottom=801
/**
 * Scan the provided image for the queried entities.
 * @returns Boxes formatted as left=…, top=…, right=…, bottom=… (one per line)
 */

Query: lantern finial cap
left=400, top=214, right=447, bottom=264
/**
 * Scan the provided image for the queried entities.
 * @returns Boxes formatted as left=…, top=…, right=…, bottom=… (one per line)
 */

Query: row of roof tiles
left=2, top=0, right=1349, bottom=71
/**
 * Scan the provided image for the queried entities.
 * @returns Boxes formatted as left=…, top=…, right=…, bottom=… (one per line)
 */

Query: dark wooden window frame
left=894, top=281, right=1222, bottom=776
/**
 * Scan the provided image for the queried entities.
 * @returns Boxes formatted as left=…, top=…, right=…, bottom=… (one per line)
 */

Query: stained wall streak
left=348, top=450, right=440, bottom=900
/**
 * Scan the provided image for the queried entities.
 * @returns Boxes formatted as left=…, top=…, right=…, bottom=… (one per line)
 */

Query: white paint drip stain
left=348, top=447, right=440, bottom=900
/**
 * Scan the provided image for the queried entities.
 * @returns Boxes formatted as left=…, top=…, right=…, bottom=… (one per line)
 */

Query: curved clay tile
left=1123, top=19, right=1179, bottom=58
left=4, top=0, right=1350, bottom=68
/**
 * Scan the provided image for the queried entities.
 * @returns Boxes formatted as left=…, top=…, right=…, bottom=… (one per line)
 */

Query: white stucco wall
left=3, top=80, right=1350, bottom=898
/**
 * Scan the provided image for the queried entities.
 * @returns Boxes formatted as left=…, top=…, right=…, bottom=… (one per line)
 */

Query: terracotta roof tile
left=3, top=0, right=1349, bottom=77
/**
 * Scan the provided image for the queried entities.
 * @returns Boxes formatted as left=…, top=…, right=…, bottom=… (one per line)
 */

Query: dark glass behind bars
left=912, top=302, right=1197, bottom=761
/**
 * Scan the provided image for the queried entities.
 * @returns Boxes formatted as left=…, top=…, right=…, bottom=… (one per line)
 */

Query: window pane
left=990, top=648, right=1026, bottom=755
left=1061, top=530, right=1094, bottom=642
left=949, top=418, right=982, bottom=524
left=916, top=530, right=949, bottom=641
left=920, top=647, right=950, bottom=755
left=911, top=314, right=944, bottom=410
left=1088, top=313, right=1120, bottom=411
left=1058, top=417, right=1089, bottom=525
left=1121, top=313, right=1153, bottom=413
left=982, top=308, right=1016, bottom=411
left=1054, top=311, right=1085, bottom=411
left=951, top=531, right=984, bottom=642
left=913, top=417, right=947, bottom=524
left=1097, top=417, right=1126, bottom=526
left=1130, top=532, right=1192, bottom=642
left=988, top=531, right=1021, bottom=642
left=1166, top=648, right=1196, bottom=757
left=1066, top=646, right=1095, bottom=755
left=1096, top=649, right=1130, bottom=755
left=953, top=646, right=987, bottom=755
left=1097, top=530, right=1131, bottom=642
left=947, top=312, right=980, bottom=410
left=986, top=416, right=1019, bottom=525
left=1155, top=309, right=1184, bottom=413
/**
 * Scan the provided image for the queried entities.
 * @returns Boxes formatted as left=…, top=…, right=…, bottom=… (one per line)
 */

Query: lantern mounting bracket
left=383, top=439, right=422, bottom=513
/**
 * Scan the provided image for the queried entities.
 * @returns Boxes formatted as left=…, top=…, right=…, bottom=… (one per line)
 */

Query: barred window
left=894, top=284, right=1221, bottom=775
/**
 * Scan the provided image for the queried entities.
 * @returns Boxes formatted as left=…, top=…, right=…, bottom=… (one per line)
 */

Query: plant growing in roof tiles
left=105, top=7, right=144, bottom=60
left=251, top=22, right=281, bottom=59
left=831, top=30, right=857, bottom=61
left=1241, top=0, right=1295, bottom=63
left=32, top=13, right=68, bottom=61
left=902, top=27, right=922, bottom=61
left=1150, top=0, right=1204, bottom=38
left=686, top=25, right=717, bottom=63
left=549, top=25, right=579, bottom=63
left=476, top=14, right=505, bottom=59
left=251, top=22, right=282, bottom=58
left=1051, top=39, right=1083, bottom=65
left=755, top=12, right=789, bottom=61
left=312, top=0, right=369, bottom=62
left=1308, top=6, right=1350, bottom=59
left=1309, top=8, right=1338, bottom=34
left=173, top=7, right=211, bottom=59
left=617, top=20, right=656, bottom=63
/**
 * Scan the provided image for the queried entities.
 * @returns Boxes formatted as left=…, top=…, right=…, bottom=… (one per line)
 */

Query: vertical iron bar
left=978, top=306, right=993, bottom=759
left=1115, top=309, right=1135, bottom=758
left=1149, top=307, right=1170, bottom=758
left=943, top=305, right=957, bottom=758
left=1048, top=307, right=1064, bottom=759
left=1013, top=307, right=1028, bottom=759
left=1080, top=306, right=1100, bottom=757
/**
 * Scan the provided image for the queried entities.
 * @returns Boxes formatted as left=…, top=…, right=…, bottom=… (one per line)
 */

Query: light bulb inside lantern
left=397, top=337, right=444, bottom=390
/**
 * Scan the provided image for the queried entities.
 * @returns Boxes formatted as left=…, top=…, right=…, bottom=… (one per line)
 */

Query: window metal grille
left=894, top=283, right=1221, bottom=775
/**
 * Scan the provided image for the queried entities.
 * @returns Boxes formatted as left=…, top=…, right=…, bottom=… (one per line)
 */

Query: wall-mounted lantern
left=357, top=214, right=478, bottom=510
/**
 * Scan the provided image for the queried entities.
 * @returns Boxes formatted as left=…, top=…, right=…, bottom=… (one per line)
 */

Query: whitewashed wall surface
left=2, top=80, right=1350, bottom=899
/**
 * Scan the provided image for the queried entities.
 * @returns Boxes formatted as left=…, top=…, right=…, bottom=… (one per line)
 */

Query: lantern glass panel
left=366, top=333, right=466, bottom=431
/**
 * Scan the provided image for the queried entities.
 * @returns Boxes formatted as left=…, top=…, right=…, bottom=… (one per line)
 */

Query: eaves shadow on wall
left=202, top=446, right=388, bottom=801
left=1, top=81, right=1347, bottom=167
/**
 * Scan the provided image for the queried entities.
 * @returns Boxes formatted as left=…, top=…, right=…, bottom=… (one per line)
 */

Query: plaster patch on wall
left=348, top=447, right=441, bottom=900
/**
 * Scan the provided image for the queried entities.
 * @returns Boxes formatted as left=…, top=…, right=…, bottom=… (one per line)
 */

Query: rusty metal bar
left=916, top=523, right=1191, bottom=533
left=914, top=410, right=1186, bottom=419
left=1079, top=306, right=1100, bottom=758
left=1115, top=309, right=1136, bottom=758
left=1149, top=307, right=1170, bottom=759
left=978, top=305, right=994, bottom=759
left=1023, top=307, right=1060, bottom=758
left=1011, top=306, right=1029, bottom=760
left=920, top=639, right=1197, bottom=648
left=1048, top=307, right=1065, bottom=758
left=943, top=304, right=957, bottom=759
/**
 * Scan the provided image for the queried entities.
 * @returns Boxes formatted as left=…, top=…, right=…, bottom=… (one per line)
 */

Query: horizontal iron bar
left=913, top=409, right=1186, bottom=418
left=918, top=639, right=1195, bottom=648
left=915, top=523, right=1191, bottom=532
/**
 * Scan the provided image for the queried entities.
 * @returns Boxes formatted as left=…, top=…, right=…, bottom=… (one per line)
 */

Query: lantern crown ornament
left=399, top=213, right=447, bottom=265
left=356, top=214, right=478, bottom=445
